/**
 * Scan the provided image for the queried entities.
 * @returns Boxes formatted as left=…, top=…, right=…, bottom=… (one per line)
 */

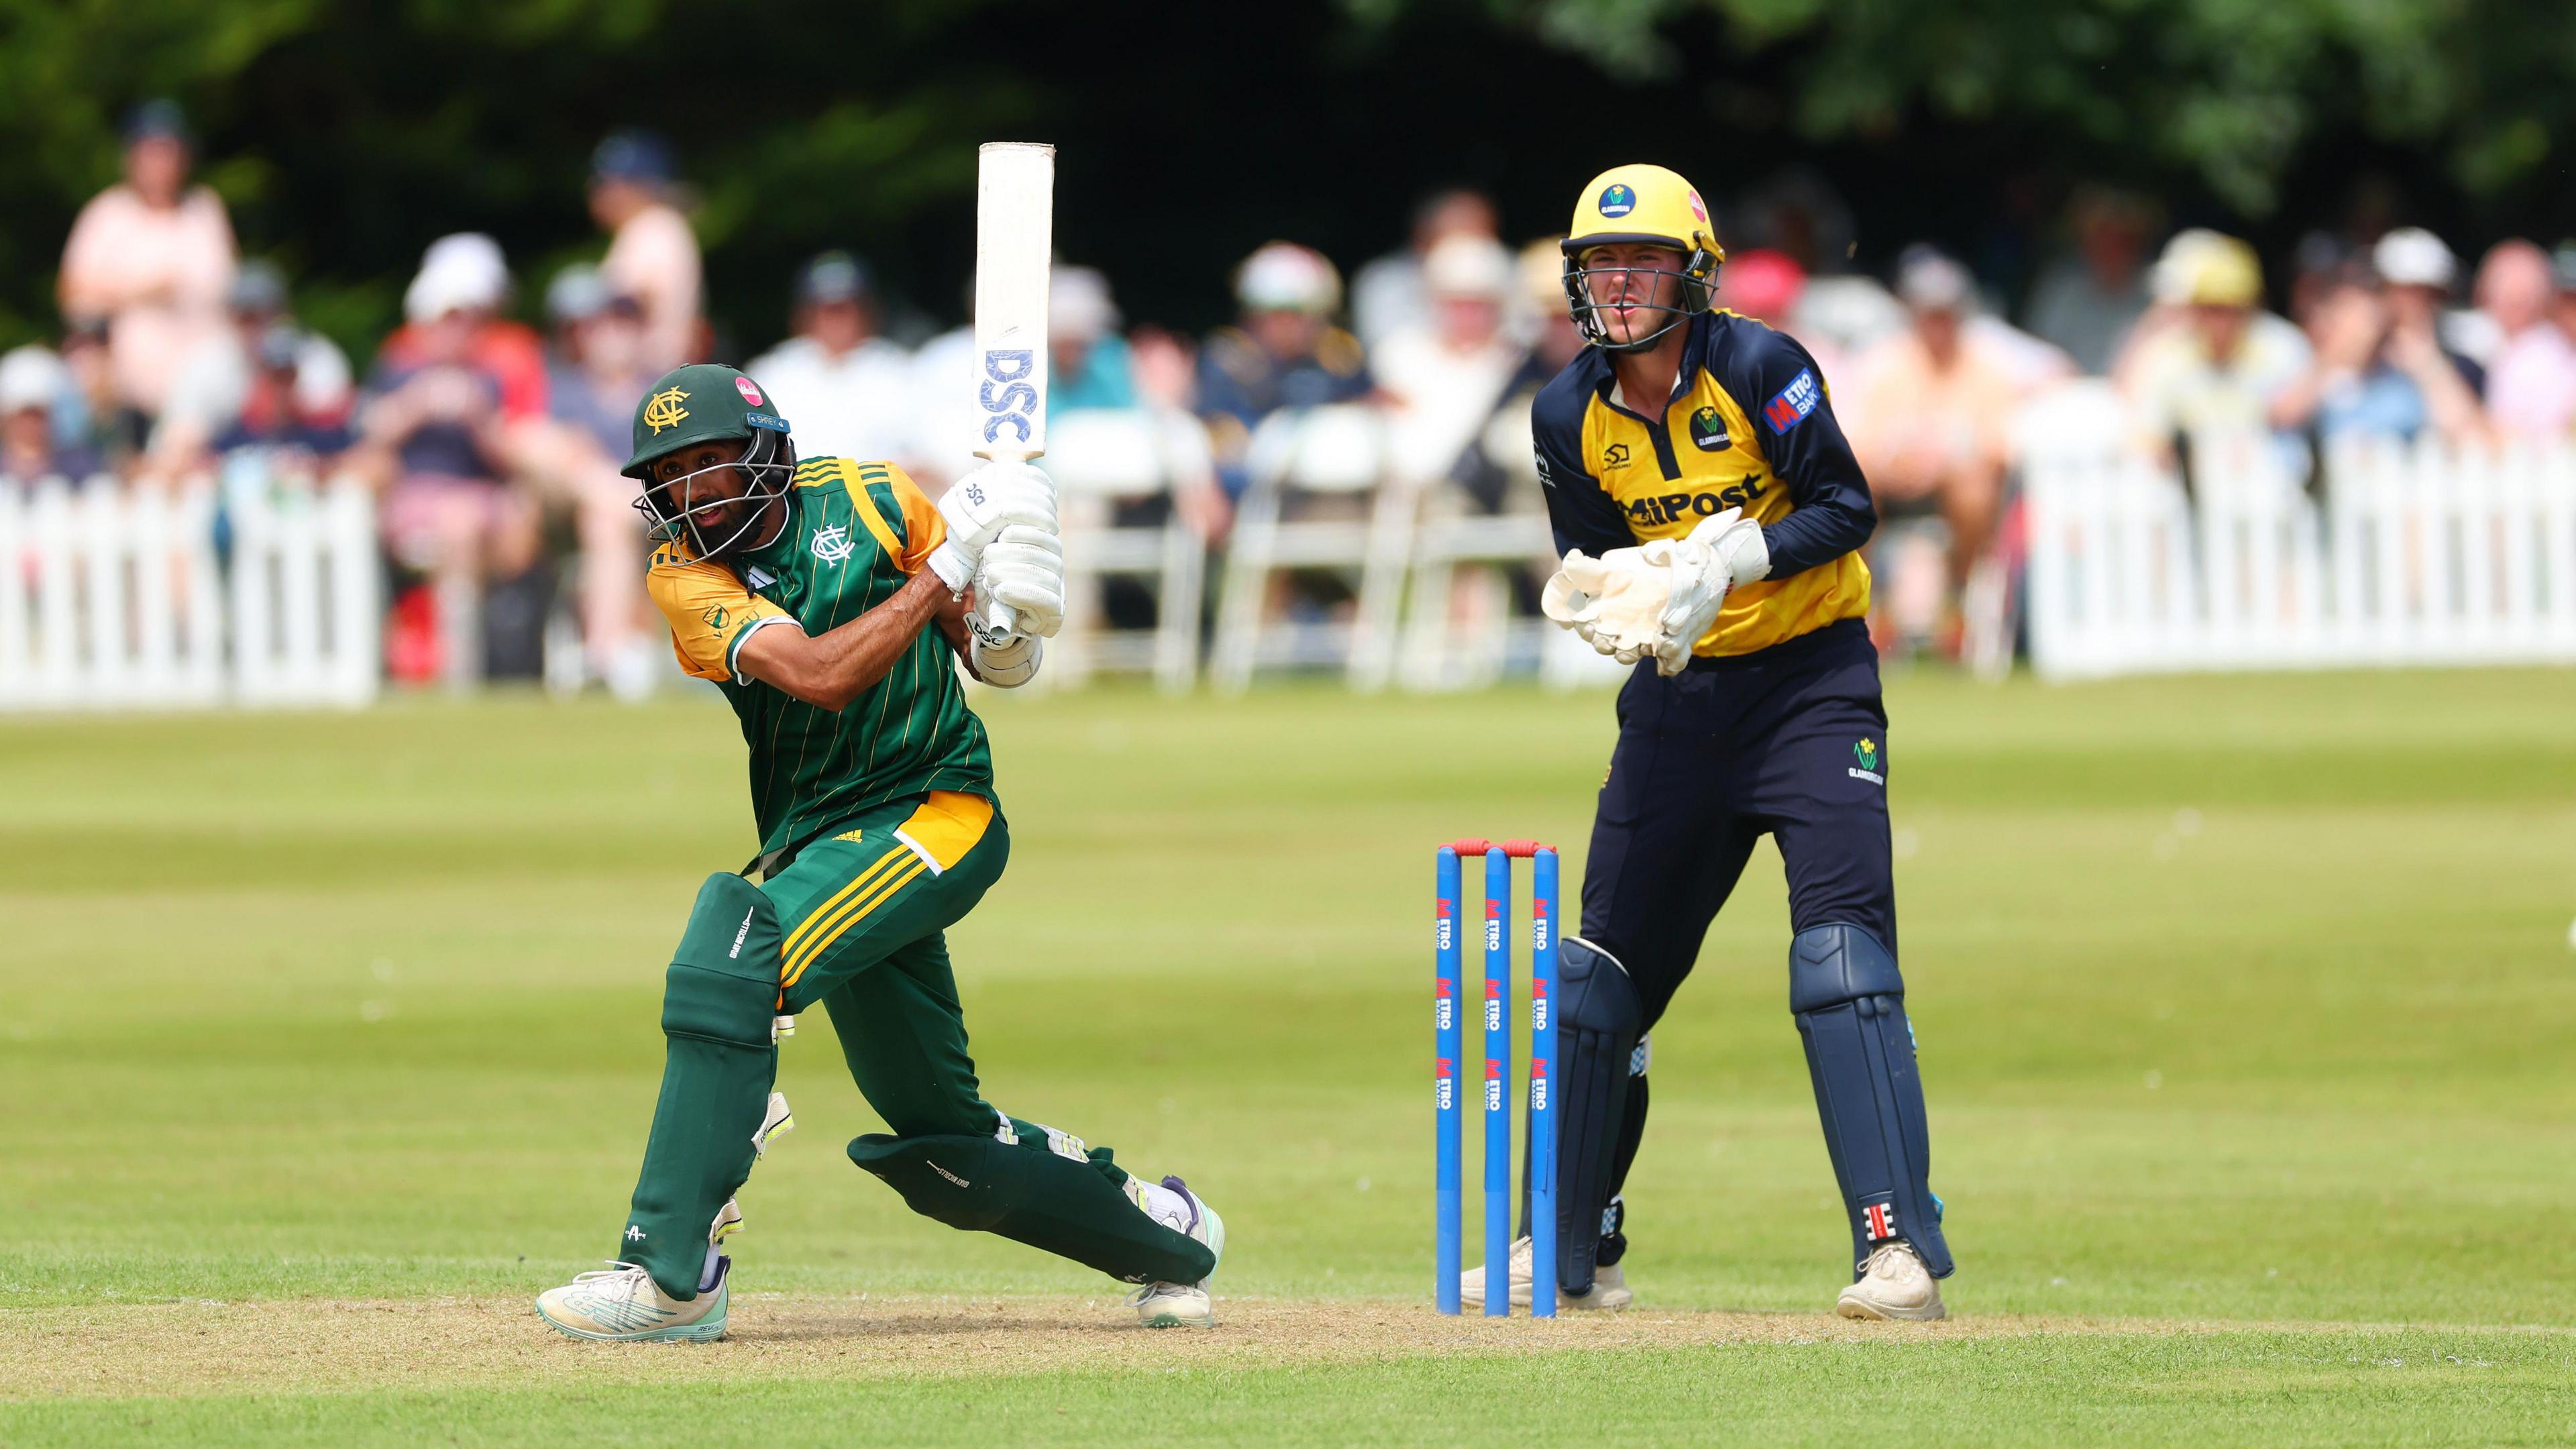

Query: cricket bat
left=969, top=141, right=1055, bottom=646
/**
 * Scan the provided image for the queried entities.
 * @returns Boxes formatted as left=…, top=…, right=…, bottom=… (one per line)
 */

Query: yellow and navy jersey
left=645, top=455, right=994, bottom=857
left=1532, top=310, right=1875, bottom=657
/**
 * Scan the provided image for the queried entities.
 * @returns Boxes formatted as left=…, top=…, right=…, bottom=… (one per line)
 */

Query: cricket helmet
left=1560, top=164, right=1725, bottom=352
left=624, top=362, right=799, bottom=559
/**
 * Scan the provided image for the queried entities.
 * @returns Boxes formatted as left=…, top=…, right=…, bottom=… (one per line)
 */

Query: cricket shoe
left=1459, top=1235, right=1632, bottom=1311
left=1836, top=1240, right=1947, bottom=1321
left=1125, top=1175, right=1224, bottom=1328
left=535, top=1258, right=729, bottom=1342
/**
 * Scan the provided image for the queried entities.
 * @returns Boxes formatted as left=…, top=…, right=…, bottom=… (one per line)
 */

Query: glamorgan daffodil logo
left=643, top=386, right=691, bottom=434
left=1854, top=737, right=1879, bottom=771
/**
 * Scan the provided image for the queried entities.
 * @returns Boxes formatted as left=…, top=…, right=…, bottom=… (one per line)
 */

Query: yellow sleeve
left=644, top=543, right=794, bottom=682
left=886, top=466, right=945, bottom=575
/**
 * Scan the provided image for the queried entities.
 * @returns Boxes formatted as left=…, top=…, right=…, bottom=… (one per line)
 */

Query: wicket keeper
left=534, top=364, right=1226, bottom=1339
left=1474, top=165, right=1953, bottom=1319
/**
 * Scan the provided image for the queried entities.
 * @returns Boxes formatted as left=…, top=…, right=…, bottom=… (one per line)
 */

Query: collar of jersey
left=1591, top=311, right=1715, bottom=421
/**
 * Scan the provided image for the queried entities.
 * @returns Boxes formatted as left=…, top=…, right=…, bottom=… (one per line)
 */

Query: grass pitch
left=3, top=668, right=2573, bottom=1444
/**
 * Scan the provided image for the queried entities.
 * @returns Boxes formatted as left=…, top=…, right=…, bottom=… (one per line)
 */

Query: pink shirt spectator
left=600, top=203, right=701, bottom=374
left=57, top=184, right=235, bottom=415
left=2483, top=327, right=2576, bottom=441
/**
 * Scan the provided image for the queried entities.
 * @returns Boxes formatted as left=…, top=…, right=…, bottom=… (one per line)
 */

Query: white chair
left=1393, top=404, right=1562, bottom=691
left=1209, top=405, right=1410, bottom=694
left=1041, top=408, right=1209, bottom=693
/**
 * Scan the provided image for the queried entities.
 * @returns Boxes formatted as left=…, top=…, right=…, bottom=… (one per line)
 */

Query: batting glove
left=929, top=461, right=1057, bottom=592
left=969, top=632, right=1042, bottom=688
left=975, top=525, right=1066, bottom=639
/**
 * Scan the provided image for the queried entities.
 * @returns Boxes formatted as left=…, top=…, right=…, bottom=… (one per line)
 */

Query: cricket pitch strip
left=0, top=1294, right=2454, bottom=1399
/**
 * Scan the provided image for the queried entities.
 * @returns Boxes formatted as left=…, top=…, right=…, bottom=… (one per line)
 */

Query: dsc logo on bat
left=980, top=349, right=1039, bottom=444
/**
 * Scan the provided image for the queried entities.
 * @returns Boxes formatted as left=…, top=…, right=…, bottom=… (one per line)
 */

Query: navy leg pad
left=1789, top=924, right=1952, bottom=1279
left=1548, top=935, right=1644, bottom=1293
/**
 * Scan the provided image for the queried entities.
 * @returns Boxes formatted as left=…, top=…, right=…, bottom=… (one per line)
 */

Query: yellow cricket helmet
left=1560, top=164, right=1725, bottom=352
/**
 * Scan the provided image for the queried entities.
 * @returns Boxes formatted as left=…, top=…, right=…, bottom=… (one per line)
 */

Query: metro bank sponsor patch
left=1764, top=368, right=1821, bottom=433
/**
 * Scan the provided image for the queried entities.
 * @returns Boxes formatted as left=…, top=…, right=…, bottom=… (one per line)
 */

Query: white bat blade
left=969, top=142, right=1055, bottom=647
left=973, top=142, right=1055, bottom=465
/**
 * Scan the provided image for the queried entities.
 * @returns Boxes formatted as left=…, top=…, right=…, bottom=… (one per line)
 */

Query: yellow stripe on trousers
left=780, top=858, right=928, bottom=991
left=781, top=845, right=911, bottom=963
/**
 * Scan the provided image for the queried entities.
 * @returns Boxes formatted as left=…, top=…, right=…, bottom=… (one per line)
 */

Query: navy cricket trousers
left=1580, top=616, right=1896, bottom=1028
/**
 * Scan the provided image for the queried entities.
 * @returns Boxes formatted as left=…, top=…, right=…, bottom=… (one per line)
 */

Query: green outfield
left=4, top=669, right=2574, bottom=1446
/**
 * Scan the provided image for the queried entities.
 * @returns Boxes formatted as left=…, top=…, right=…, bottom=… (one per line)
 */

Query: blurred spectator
left=144, top=259, right=354, bottom=489
left=2473, top=241, right=2576, bottom=441
left=2023, top=188, right=2156, bottom=374
left=590, top=130, right=702, bottom=372
left=1450, top=240, right=1589, bottom=513
left=2553, top=243, right=2576, bottom=347
left=55, top=319, right=143, bottom=472
left=1049, top=267, right=1137, bottom=413
left=506, top=264, right=660, bottom=698
left=362, top=234, right=549, bottom=684
left=1839, top=248, right=2027, bottom=651
left=2121, top=233, right=2312, bottom=458
left=1, top=347, right=101, bottom=488
left=1739, top=169, right=1904, bottom=356
left=1373, top=234, right=1522, bottom=484
left=209, top=324, right=359, bottom=470
left=2287, top=231, right=2357, bottom=334
left=2270, top=273, right=2483, bottom=444
left=56, top=101, right=235, bottom=425
left=1197, top=242, right=1373, bottom=496
left=1721, top=249, right=1809, bottom=329
left=1128, top=325, right=1199, bottom=413
left=1350, top=189, right=1499, bottom=352
left=746, top=251, right=914, bottom=465
left=2369, top=228, right=2484, bottom=395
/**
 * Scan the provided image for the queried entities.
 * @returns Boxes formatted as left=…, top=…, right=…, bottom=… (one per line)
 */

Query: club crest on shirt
left=1688, top=405, right=1731, bottom=451
left=809, top=525, right=855, bottom=563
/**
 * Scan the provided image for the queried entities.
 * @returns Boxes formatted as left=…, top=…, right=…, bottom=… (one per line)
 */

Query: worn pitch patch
left=2, top=1295, right=2510, bottom=1401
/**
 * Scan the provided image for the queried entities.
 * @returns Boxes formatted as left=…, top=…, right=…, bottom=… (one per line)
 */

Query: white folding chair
left=1393, top=404, right=1562, bottom=691
left=1042, top=407, right=1208, bottom=693
left=1210, top=405, right=1409, bottom=694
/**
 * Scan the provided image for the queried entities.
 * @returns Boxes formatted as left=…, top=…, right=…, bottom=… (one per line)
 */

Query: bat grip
left=973, top=600, right=1019, bottom=648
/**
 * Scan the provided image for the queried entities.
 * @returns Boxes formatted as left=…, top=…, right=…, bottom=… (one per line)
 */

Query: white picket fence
left=2023, top=424, right=2576, bottom=680
left=0, top=475, right=379, bottom=710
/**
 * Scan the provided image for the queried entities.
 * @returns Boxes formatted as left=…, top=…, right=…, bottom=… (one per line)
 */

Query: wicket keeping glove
left=1644, top=508, right=1771, bottom=676
left=974, top=524, right=1065, bottom=639
left=1541, top=547, right=1672, bottom=665
left=929, top=461, right=1057, bottom=592
left=969, top=632, right=1043, bottom=688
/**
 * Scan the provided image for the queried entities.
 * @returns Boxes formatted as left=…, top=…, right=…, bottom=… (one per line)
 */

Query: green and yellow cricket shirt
left=645, top=456, right=994, bottom=857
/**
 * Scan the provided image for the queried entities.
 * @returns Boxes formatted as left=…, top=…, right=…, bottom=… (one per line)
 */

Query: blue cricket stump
left=1434, top=838, right=1558, bottom=1319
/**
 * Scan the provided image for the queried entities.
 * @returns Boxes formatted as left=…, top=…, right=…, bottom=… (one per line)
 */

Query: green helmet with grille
left=623, top=363, right=799, bottom=558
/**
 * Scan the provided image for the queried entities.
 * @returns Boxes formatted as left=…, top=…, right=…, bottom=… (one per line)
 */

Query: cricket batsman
left=534, top=364, right=1225, bottom=1339
left=1467, top=165, right=1953, bottom=1320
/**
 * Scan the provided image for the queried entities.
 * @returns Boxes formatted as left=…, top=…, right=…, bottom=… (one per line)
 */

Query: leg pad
left=1790, top=924, right=1951, bottom=1278
left=1547, top=935, right=1644, bottom=1293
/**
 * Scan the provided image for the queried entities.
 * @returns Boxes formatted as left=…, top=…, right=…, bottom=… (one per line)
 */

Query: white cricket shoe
left=1459, top=1234, right=1632, bottom=1311
left=1836, top=1240, right=1947, bottom=1321
left=1126, top=1175, right=1224, bottom=1328
left=535, top=1258, right=729, bottom=1342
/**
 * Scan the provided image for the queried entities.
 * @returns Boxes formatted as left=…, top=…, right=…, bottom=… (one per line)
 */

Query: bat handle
left=973, top=600, right=1019, bottom=649
left=967, top=445, right=1046, bottom=648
